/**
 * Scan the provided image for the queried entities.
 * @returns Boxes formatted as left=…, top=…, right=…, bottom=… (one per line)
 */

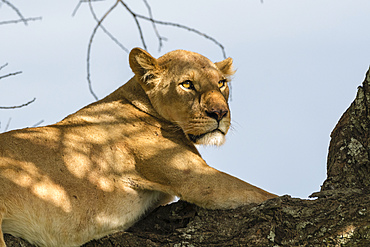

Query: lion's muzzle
left=202, top=90, right=229, bottom=122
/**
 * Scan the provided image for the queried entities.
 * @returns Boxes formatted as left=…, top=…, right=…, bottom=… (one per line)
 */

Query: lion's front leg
left=136, top=151, right=277, bottom=210
left=177, top=168, right=277, bottom=209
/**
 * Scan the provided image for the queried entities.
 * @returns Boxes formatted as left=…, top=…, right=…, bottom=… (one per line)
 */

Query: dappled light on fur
left=0, top=48, right=276, bottom=247
left=1, top=159, right=73, bottom=213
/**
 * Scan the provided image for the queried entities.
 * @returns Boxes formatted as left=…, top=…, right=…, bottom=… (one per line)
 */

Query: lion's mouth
left=187, top=129, right=225, bottom=143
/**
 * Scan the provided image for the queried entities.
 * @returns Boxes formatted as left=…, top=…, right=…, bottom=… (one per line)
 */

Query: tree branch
left=0, top=0, right=42, bottom=26
left=80, top=0, right=226, bottom=99
left=117, top=0, right=226, bottom=58
left=0, top=98, right=36, bottom=109
left=1, top=118, right=12, bottom=133
left=87, top=0, right=129, bottom=53
left=0, top=71, right=22, bottom=80
left=32, top=120, right=45, bottom=127
left=118, top=0, right=147, bottom=50
left=0, top=65, right=36, bottom=109
left=134, top=13, right=226, bottom=59
left=142, top=0, right=167, bottom=52
left=72, top=0, right=105, bottom=17
left=0, top=63, right=8, bottom=71
left=0, top=17, right=42, bottom=26
left=1, top=0, right=28, bottom=25
left=86, top=0, right=120, bottom=100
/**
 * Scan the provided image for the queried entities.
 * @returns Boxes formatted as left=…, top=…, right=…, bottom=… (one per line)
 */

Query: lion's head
left=129, top=48, right=235, bottom=146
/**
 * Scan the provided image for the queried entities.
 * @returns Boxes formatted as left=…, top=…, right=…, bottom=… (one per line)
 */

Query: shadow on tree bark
left=5, top=68, right=370, bottom=246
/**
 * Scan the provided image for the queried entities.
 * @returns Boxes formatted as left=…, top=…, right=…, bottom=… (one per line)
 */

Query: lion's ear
left=215, top=57, right=235, bottom=77
left=129, top=48, right=160, bottom=87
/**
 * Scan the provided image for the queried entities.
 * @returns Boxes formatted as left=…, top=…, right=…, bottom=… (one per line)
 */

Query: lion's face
left=129, top=48, right=235, bottom=146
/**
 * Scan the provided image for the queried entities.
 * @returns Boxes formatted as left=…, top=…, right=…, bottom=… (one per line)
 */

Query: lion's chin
left=188, top=130, right=226, bottom=146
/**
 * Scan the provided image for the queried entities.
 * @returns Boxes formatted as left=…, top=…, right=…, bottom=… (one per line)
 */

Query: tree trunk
left=5, top=68, right=370, bottom=246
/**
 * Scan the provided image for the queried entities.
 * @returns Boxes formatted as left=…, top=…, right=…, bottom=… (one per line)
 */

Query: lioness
left=0, top=48, right=277, bottom=246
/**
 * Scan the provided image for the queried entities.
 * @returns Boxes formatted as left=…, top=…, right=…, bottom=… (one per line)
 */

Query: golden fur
left=0, top=48, right=277, bottom=246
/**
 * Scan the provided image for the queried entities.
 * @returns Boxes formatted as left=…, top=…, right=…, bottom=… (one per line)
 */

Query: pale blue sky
left=1, top=0, right=370, bottom=198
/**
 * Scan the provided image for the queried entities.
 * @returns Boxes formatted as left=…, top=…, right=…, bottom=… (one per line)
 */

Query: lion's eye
left=180, top=80, right=195, bottom=90
left=218, top=79, right=227, bottom=89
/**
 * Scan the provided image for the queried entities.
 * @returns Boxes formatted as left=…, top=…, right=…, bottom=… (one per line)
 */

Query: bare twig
left=1, top=0, right=28, bottom=25
left=0, top=66, right=36, bottom=109
left=118, top=0, right=147, bottom=50
left=117, top=0, right=226, bottom=58
left=0, top=17, right=42, bottom=25
left=136, top=14, right=226, bottom=59
left=0, top=0, right=42, bottom=26
left=4, top=118, right=12, bottom=132
left=72, top=1, right=83, bottom=17
left=0, top=63, right=8, bottom=71
left=0, top=98, right=36, bottom=109
left=82, top=0, right=226, bottom=100
left=72, top=0, right=105, bottom=17
left=142, top=0, right=167, bottom=52
left=0, top=64, right=22, bottom=81
left=0, top=71, right=22, bottom=80
left=32, top=120, right=44, bottom=127
left=87, top=1, right=129, bottom=52
left=86, top=0, right=120, bottom=100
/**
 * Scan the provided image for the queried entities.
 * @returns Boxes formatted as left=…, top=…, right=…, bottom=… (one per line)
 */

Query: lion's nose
left=206, top=108, right=228, bottom=121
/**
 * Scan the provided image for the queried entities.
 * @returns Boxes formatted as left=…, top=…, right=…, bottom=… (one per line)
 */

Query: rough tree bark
left=5, top=68, right=370, bottom=246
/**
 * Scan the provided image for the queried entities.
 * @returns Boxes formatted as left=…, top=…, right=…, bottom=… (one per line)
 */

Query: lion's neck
left=59, top=78, right=164, bottom=126
left=105, top=77, right=163, bottom=120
